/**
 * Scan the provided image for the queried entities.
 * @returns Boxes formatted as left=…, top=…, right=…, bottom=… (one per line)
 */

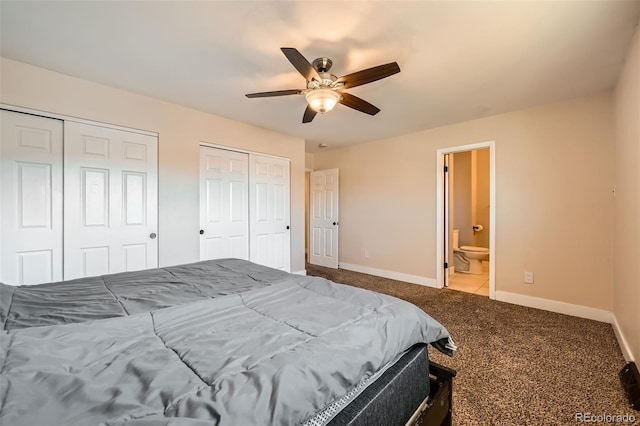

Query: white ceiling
left=1, top=1, right=639, bottom=153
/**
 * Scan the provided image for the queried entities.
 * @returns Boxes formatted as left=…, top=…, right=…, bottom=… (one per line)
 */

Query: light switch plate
left=524, top=271, right=534, bottom=284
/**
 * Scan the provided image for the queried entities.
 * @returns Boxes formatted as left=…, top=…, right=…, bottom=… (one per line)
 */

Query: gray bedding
left=0, top=259, right=291, bottom=330
left=0, top=260, right=455, bottom=425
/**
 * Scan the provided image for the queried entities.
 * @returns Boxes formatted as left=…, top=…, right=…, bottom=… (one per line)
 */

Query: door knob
left=199, top=229, right=205, bottom=235
left=286, top=226, right=290, bottom=230
left=333, top=222, right=337, bottom=226
left=150, top=233, right=157, bottom=239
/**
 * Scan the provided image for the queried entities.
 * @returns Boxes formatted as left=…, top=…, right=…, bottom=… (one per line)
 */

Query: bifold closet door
left=64, top=121, right=158, bottom=280
left=0, top=110, right=63, bottom=285
left=199, top=146, right=249, bottom=260
left=249, top=154, right=290, bottom=272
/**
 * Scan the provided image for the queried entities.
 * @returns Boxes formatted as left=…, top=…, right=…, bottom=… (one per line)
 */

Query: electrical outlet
left=364, top=249, right=370, bottom=259
left=524, top=271, right=534, bottom=284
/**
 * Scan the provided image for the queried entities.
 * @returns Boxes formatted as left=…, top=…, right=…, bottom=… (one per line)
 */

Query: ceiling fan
left=246, top=47, right=401, bottom=123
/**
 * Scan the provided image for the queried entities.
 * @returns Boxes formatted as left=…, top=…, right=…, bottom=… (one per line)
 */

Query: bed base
left=328, top=344, right=429, bottom=425
left=327, top=345, right=456, bottom=426
left=406, top=361, right=457, bottom=426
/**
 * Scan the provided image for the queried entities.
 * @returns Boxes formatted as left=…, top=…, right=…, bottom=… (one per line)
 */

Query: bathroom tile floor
left=447, top=270, right=489, bottom=296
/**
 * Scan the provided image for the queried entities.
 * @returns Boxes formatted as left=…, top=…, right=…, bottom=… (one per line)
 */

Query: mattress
left=320, top=343, right=430, bottom=426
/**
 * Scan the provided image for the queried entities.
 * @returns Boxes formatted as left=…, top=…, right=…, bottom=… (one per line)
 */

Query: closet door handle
left=150, top=233, right=157, bottom=239
left=199, top=229, right=205, bottom=235
left=286, top=226, right=290, bottom=230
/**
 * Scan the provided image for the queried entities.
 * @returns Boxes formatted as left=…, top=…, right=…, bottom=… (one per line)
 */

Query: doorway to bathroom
left=436, top=141, right=495, bottom=298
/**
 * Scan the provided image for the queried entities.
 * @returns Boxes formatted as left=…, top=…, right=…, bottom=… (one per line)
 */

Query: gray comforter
left=0, top=274, right=454, bottom=425
left=0, top=259, right=292, bottom=331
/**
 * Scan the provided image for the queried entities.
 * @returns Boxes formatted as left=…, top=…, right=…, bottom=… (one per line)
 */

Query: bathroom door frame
left=436, top=141, right=496, bottom=299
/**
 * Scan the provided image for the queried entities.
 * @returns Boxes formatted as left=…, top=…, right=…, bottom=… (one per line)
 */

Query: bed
left=0, top=259, right=456, bottom=425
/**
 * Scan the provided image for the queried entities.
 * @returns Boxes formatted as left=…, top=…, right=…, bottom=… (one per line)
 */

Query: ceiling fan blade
left=281, top=47, right=321, bottom=82
left=338, top=92, right=381, bottom=115
left=246, top=89, right=301, bottom=98
left=302, top=105, right=318, bottom=123
left=336, top=62, right=401, bottom=89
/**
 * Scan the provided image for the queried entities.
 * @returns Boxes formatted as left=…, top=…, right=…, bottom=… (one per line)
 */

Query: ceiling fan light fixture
left=246, top=48, right=400, bottom=123
left=305, top=89, right=341, bottom=113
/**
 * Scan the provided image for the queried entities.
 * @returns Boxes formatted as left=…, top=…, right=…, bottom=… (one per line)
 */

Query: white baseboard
left=292, top=269, right=307, bottom=276
left=494, top=291, right=611, bottom=323
left=339, top=262, right=437, bottom=288
left=611, top=313, right=635, bottom=362
left=326, top=267, right=631, bottom=360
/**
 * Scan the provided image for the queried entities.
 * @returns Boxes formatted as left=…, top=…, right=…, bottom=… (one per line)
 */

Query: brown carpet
left=305, top=264, right=637, bottom=425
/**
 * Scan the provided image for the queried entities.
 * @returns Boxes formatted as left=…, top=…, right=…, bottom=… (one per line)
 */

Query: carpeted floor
left=305, top=264, right=637, bottom=425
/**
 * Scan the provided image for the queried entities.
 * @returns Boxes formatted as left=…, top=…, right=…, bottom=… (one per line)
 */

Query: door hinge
left=444, top=262, right=449, bottom=269
left=444, top=165, right=449, bottom=173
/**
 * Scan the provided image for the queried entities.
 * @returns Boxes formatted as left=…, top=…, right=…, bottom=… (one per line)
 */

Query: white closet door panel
left=1, top=110, right=63, bottom=285
left=199, top=146, right=249, bottom=261
left=123, top=172, right=146, bottom=225
left=249, top=154, right=290, bottom=272
left=17, top=250, right=53, bottom=285
left=82, top=168, right=110, bottom=226
left=82, top=246, right=110, bottom=277
left=309, top=169, right=339, bottom=268
left=124, top=244, right=147, bottom=271
left=64, top=122, right=158, bottom=279
left=206, top=179, right=223, bottom=223
left=18, top=163, right=52, bottom=227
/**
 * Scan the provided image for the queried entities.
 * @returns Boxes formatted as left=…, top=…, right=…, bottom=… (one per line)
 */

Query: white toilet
left=452, top=229, right=489, bottom=275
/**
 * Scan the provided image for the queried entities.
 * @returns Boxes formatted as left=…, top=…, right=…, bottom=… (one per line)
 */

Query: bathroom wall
left=452, top=148, right=490, bottom=248
left=313, top=91, right=614, bottom=312
left=453, top=151, right=473, bottom=246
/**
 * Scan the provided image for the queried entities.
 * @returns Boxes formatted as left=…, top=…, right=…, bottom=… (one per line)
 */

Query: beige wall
left=305, top=153, right=315, bottom=170
left=613, top=23, right=640, bottom=362
left=314, top=92, right=614, bottom=311
left=0, top=57, right=306, bottom=272
left=475, top=149, right=491, bottom=248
